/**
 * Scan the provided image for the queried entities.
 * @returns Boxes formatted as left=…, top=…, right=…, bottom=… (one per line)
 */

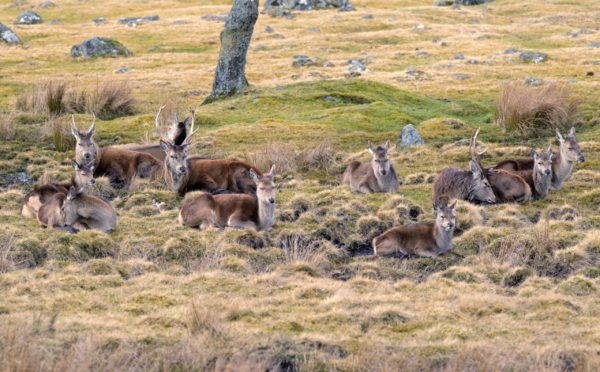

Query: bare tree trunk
left=204, top=0, right=259, bottom=104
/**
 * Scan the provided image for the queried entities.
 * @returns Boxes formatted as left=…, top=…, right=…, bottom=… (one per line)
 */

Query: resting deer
left=179, top=165, right=276, bottom=231
left=56, top=186, right=117, bottom=232
left=507, top=147, right=554, bottom=200
left=117, top=106, right=194, bottom=162
left=469, top=129, right=532, bottom=203
left=373, top=200, right=456, bottom=258
left=495, top=127, right=584, bottom=190
left=22, top=160, right=95, bottom=218
left=343, top=141, right=399, bottom=194
left=433, top=132, right=496, bottom=205
left=71, top=116, right=162, bottom=188
left=158, top=116, right=261, bottom=196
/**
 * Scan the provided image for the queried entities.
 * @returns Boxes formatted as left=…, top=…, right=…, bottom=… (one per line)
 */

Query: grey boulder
left=0, top=23, right=21, bottom=44
left=71, top=37, right=131, bottom=58
left=15, top=11, right=43, bottom=25
left=399, top=124, right=424, bottom=148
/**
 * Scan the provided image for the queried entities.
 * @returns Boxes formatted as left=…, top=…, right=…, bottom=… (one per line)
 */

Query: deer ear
left=449, top=201, right=457, bottom=210
left=71, top=122, right=81, bottom=140
left=530, top=149, right=538, bottom=158
left=159, top=140, right=171, bottom=152
left=368, top=141, right=375, bottom=155
left=182, top=116, right=193, bottom=127
left=568, top=126, right=576, bottom=137
left=67, top=186, right=77, bottom=201
left=555, top=128, right=564, bottom=142
left=384, top=140, right=390, bottom=151
left=469, top=160, right=482, bottom=177
left=249, top=169, right=259, bottom=183
left=268, top=164, right=276, bottom=177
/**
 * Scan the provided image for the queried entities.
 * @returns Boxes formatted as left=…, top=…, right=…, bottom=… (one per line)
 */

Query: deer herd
left=20, top=107, right=586, bottom=259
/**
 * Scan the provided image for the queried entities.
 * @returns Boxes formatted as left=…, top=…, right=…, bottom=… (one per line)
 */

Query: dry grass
left=15, top=81, right=136, bottom=120
left=496, top=81, right=580, bottom=136
left=0, top=111, right=16, bottom=141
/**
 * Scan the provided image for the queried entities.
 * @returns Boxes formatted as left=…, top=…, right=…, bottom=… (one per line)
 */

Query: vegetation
left=1, top=0, right=599, bottom=370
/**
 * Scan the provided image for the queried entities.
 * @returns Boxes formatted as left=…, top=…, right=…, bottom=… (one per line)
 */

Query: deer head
left=369, top=140, right=392, bottom=177
left=71, top=159, right=95, bottom=187
left=556, top=127, right=585, bottom=163
left=157, top=106, right=198, bottom=175
left=250, top=165, right=276, bottom=205
left=434, top=200, right=456, bottom=232
left=71, top=115, right=98, bottom=165
left=531, top=146, right=554, bottom=179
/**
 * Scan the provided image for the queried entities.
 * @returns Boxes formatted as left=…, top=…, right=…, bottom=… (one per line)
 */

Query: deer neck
left=551, top=150, right=574, bottom=189
left=164, top=160, right=190, bottom=193
left=532, top=167, right=551, bottom=198
left=434, top=221, right=453, bottom=253
left=257, top=199, right=275, bottom=231
left=372, top=164, right=396, bottom=191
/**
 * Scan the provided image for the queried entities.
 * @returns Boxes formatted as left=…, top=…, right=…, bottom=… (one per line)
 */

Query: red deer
left=469, top=129, right=532, bottom=203
left=507, top=147, right=554, bottom=200
left=158, top=117, right=261, bottom=196
left=22, top=160, right=95, bottom=218
left=343, top=141, right=399, bottom=193
left=373, top=200, right=456, bottom=257
left=179, top=165, right=276, bottom=231
left=433, top=131, right=496, bottom=205
left=71, top=115, right=162, bottom=188
left=495, top=127, right=584, bottom=190
left=59, top=186, right=117, bottom=232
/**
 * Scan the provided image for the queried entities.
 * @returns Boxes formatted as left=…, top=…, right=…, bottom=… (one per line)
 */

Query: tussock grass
left=496, top=81, right=580, bottom=136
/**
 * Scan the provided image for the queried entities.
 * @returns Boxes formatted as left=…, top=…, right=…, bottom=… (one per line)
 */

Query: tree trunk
left=204, top=0, right=259, bottom=104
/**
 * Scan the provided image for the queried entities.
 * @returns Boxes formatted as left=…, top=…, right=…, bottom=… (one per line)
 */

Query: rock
left=406, top=68, right=425, bottom=79
left=308, top=27, right=320, bottom=33
left=265, top=25, right=274, bottom=33
left=452, top=73, right=470, bottom=80
left=504, top=48, right=519, bottom=54
left=456, top=0, right=493, bottom=4
left=399, top=124, right=424, bottom=148
left=347, top=59, right=367, bottom=74
left=592, top=61, right=600, bottom=65
left=520, top=51, right=548, bottom=63
left=94, top=17, right=107, bottom=25
left=50, top=19, right=62, bottom=24
left=467, top=58, right=478, bottom=64
left=414, top=24, right=426, bottom=31
left=454, top=52, right=465, bottom=59
left=184, top=89, right=206, bottom=97
left=173, top=19, right=189, bottom=25
left=71, top=37, right=131, bottom=58
left=0, top=23, right=21, bottom=44
left=15, top=11, right=43, bottom=25
left=590, top=42, right=600, bottom=48
left=263, top=0, right=355, bottom=11
left=265, top=8, right=295, bottom=19
left=363, top=14, right=374, bottom=19
left=586, top=71, right=594, bottom=77
left=524, top=76, right=542, bottom=86
left=322, top=96, right=337, bottom=102
left=292, top=55, right=316, bottom=67
left=118, top=15, right=159, bottom=27
left=417, top=51, right=430, bottom=57
left=434, top=0, right=454, bottom=5
left=116, top=66, right=129, bottom=74
left=201, top=14, right=228, bottom=22
left=36, top=1, right=56, bottom=8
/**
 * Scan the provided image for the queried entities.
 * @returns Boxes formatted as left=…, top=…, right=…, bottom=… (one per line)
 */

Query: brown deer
left=507, top=147, right=554, bottom=200
left=116, top=106, right=194, bottom=162
left=179, top=165, right=276, bottom=231
left=158, top=118, right=261, bottom=196
left=22, top=160, right=95, bottom=218
left=343, top=141, right=399, bottom=194
left=71, top=116, right=162, bottom=188
left=432, top=132, right=496, bottom=205
left=495, top=127, right=584, bottom=190
left=469, top=129, right=532, bottom=203
left=372, top=200, right=456, bottom=257
left=57, top=186, right=117, bottom=232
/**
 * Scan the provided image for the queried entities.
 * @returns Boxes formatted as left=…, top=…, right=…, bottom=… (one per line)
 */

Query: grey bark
left=204, top=0, right=259, bottom=104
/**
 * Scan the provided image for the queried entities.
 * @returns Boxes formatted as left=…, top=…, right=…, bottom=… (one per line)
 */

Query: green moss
left=46, top=231, right=118, bottom=262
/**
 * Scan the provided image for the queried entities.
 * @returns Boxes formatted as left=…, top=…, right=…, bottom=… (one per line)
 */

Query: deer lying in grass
left=117, top=106, right=194, bottom=162
left=179, top=165, right=276, bottom=231
left=505, top=147, right=554, bottom=200
left=373, top=199, right=456, bottom=257
left=21, top=160, right=95, bottom=218
left=469, top=129, right=532, bottom=203
left=71, top=116, right=162, bottom=188
left=343, top=141, right=399, bottom=194
left=158, top=117, right=261, bottom=196
left=495, top=127, right=584, bottom=190
left=433, top=133, right=496, bottom=205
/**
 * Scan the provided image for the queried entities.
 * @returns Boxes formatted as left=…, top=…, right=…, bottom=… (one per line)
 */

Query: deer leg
left=357, top=183, right=373, bottom=194
left=227, top=213, right=257, bottom=230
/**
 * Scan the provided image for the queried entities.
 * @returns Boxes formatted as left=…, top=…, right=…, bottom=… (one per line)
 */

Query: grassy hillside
left=1, top=0, right=600, bottom=370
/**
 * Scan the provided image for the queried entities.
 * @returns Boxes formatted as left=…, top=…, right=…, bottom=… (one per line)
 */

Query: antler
left=182, top=112, right=198, bottom=145
left=155, top=105, right=166, bottom=141
left=469, top=127, right=487, bottom=159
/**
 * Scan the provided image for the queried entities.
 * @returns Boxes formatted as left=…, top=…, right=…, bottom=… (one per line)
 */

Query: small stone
left=173, top=19, right=189, bottom=25
left=434, top=0, right=454, bottom=5
left=71, top=37, right=131, bottom=58
left=265, top=25, right=274, bottom=33
left=308, top=27, right=321, bottom=33
left=94, top=17, right=107, bottom=25
left=15, top=11, right=43, bottom=25
left=0, top=23, right=21, bottom=44
left=452, top=73, right=470, bottom=80
left=590, top=42, right=600, bottom=48
left=467, top=58, right=478, bottom=64
left=586, top=71, right=594, bottom=77
left=363, top=14, right=374, bottom=20
left=440, top=41, right=448, bottom=46
left=323, top=61, right=335, bottom=68
left=36, top=1, right=56, bottom=8
left=338, top=1, right=356, bottom=11
left=184, top=89, right=205, bottom=97
left=265, top=8, right=295, bottom=19
left=50, top=19, right=62, bottom=25
left=417, top=51, right=430, bottom=57
left=118, top=15, right=159, bottom=27
left=399, top=124, right=424, bottom=148
left=520, top=51, right=548, bottom=63
left=592, top=61, right=600, bottom=65
left=504, top=48, right=519, bottom=54
left=414, top=24, right=426, bottom=31
left=322, top=96, right=338, bottom=102
left=292, top=55, right=316, bottom=67
left=454, top=52, right=465, bottom=60
left=347, top=61, right=367, bottom=74
left=116, top=66, right=129, bottom=74
left=201, top=14, right=229, bottom=22
left=524, top=76, right=542, bottom=86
